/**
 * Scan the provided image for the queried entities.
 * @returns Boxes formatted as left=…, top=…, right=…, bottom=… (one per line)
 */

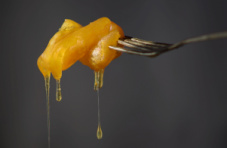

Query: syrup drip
left=44, top=75, right=51, bottom=148
left=94, top=69, right=104, bottom=139
left=56, top=79, right=62, bottom=101
left=96, top=89, right=103, bottom=140
left=94, top=69, right=104, bottom=90
left=97, top=122, right=103, bottom=140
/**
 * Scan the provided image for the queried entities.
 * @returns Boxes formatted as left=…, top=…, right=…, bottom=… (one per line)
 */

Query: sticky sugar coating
left=79, top=21, right=124, bottom=71
left=37, top=17, right=124, bottom=80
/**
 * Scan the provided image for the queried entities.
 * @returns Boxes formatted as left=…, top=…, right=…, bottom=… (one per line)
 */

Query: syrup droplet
left=94, top=70, right=104, bottom=140
left=56, top=79, right=62, bottom=101
left=97, top=124, right=103, bottom=140
left=44, top=74, right=51, bottom=148
left=96, top=88, right=103, bottom=139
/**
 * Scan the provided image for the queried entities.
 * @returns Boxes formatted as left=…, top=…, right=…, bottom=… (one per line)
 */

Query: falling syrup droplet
left=94, top=70, right=104, bottom=140
left=44, top=74, right=51, bottom=148
left=96, top=88, right=103, bottom=139
left=97, top=124, right=103, bottom=140
left=56, top=79, right=62, bottom=101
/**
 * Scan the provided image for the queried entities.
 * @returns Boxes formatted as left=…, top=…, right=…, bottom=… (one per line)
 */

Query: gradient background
left=1, top=0, right=227, bottom=148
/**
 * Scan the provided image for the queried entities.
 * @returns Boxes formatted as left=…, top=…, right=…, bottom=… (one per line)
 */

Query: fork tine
left=118, top=40, right=152, bottom=51
left=109, top=46, right=158, bottom=57
left=130, top=37, right=171, bottom=47
left=118, top=36, right=171, bottom=52
left=109, top=36, right=169, bottom=57
left=110, top=31, right=227, bottom=57
left=121, top=39, right=168, bottom=50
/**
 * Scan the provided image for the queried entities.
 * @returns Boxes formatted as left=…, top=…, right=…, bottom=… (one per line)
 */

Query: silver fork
left=109, top=31, right=227, bottom=57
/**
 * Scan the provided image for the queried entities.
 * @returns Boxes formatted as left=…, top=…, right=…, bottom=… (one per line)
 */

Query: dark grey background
left=1, top=0, right=227, bottom=148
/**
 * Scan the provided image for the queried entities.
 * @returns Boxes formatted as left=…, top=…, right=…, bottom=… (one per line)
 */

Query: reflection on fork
left=109, top=31, right=227, bottom=57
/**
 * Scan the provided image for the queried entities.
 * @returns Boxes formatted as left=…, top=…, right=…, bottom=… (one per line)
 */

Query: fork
left=109, top=31, right=227, bottom=57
